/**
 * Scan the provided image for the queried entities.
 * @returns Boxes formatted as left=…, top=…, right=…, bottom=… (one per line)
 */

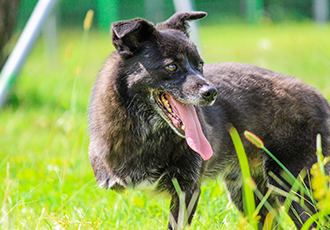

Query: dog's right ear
left=111, top=19, right=156, bottom=58
left=157, top=11, right=207, bottom=36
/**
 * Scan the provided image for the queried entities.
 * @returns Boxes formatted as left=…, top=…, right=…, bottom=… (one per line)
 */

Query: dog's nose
left=199, top=86, right=218, bottom=103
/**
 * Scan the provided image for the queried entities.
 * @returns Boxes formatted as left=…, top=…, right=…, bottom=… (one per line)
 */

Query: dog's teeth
left=158, top=93, right=185, bottom=131
left=161, top=95, right=169, bottom=105
left=164, top=100, right=170, bottom=108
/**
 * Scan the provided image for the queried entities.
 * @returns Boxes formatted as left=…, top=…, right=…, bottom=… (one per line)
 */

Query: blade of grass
left=244, top=131, right=316, bottom=204
left=309, top=134, right=330, bottom=227
left=171, top=178, right=200, bottom=229
left=36, top=207, right=45, bottom=230
left=244, top=131, right=296, bottom=182
left=262, top=211, right=275, bottom=230
left=228, top=126, right=258, bottom=229
left=70, top=10, right=94, bottom=114
left=0, top=184, right=40, bottom=223
left=172, top=178, right=187, bottom=229
left=301, top=210, right=330, bottom=230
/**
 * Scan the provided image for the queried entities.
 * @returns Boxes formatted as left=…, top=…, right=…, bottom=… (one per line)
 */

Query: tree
left=0, top=0, right=21, bottom=69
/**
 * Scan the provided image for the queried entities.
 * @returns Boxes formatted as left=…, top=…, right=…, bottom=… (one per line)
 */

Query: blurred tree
left=145, top=0, right=164, bottom=23
left=0, top=0, right=21, bottom=69
left=97, top=0, right=118, bottom=30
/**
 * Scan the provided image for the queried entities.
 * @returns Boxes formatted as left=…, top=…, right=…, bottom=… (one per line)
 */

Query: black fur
left=88, top=11, right=330, bottom=229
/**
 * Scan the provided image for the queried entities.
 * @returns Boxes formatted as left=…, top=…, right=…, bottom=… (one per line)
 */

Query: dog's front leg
left=168, top=186, right=201, bottom=230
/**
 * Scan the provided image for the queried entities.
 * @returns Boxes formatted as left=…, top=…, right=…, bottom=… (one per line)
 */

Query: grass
left=1, top=20, right=330, bottom=229
left=233, top=129, right=330, bottom=229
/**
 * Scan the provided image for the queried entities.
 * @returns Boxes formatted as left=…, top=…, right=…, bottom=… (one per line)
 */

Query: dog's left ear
left=111, top=19, right=156, bottom=58
left=157, top=11, right=207, bottom=36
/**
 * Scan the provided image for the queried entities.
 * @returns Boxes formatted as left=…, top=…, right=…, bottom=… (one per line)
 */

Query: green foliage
left=1, top=21, right=330, bottom=229
left=243, top=131, right=330, bottom=229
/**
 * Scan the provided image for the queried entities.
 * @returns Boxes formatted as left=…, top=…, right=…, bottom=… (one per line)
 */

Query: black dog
left=88, top=11, right=330, bottom=229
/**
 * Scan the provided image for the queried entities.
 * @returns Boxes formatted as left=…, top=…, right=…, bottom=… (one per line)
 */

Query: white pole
left=42, top=11, right=58, bottom=65
left=172, top=0, right=201, bottom=50
left=314, top=0, right=329, bottom=24
left=0, top=0, right=59, bottom=108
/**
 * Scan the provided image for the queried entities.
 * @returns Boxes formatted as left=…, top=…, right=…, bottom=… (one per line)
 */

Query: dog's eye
left=165, top=64, right=178, bottom=73
left=198, top=62, right=204, bottom=71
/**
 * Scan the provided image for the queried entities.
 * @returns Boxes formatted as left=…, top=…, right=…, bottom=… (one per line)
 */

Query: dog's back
left=200, top=62, right=330, bottom=227
left=202, top=62, right=330, bottom=169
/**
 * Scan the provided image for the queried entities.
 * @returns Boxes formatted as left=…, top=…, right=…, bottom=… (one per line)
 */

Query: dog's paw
left=98, top=173, right=126, bottom=192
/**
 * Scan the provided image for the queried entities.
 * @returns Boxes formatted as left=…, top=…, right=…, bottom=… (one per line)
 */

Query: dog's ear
left=111, top=19, right=156, bottom=58
left=157, top=11, right=207, bottom=36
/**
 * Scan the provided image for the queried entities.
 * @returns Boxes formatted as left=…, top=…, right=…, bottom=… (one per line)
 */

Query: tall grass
left=240, top=131, right=330, bottom=230
left=0, top=16, right=330, bottom=229
left=228, top=127, right=258, bottom=229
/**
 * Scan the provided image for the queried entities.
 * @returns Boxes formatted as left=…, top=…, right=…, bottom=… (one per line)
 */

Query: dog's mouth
left=156, top=92, right=186, bottom=136
left=154, top=91, right=213, bottom=160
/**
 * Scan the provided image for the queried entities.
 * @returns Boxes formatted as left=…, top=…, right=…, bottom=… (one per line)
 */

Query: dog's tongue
left=167, top=95, right=213, bottom=160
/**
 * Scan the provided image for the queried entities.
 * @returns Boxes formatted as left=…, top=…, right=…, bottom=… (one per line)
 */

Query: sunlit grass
left=240, top=131, right=330, bottom=229
left=0, top=20, right=330, bottom=229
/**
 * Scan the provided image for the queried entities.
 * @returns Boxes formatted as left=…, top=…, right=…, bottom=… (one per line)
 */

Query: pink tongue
left=167, top=95, right=213, bottom=160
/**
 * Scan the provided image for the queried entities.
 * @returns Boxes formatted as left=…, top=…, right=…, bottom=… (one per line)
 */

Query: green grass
left=1, top=21, right=330, bottom=229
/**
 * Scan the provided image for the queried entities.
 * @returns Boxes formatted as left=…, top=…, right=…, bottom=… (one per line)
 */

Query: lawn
left=1, top=21, right=330, bottom=229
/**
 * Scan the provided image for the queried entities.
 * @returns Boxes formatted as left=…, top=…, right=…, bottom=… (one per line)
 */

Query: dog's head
left=111, top=12, right=217, bottom=160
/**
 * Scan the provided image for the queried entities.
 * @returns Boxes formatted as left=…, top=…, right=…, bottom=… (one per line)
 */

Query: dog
left=88, top=11, right=330, bottom=229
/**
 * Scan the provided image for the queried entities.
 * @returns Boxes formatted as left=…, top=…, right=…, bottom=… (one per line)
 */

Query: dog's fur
left=88, top=11, right=330, bottom=229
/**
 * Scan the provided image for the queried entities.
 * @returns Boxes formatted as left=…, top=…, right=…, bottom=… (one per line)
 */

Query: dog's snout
left=199, top=86, right=218, bottom=103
